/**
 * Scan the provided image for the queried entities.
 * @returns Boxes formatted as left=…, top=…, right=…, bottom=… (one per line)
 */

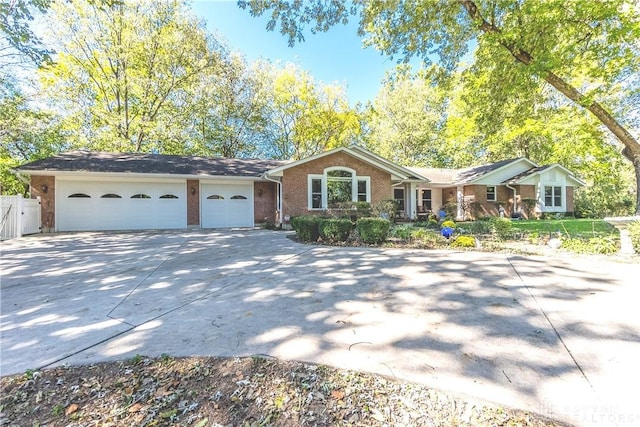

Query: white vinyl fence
left=0, top=195, right=41, bottom=241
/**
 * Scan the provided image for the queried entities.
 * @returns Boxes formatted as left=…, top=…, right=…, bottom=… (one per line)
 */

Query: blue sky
left=190, top=0, right=413, bottom=105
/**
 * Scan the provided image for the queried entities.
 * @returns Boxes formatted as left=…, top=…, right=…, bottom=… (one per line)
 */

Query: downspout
left=262, top=173, right=283, bottom=227
left=506, top=183, right=517, bottom=216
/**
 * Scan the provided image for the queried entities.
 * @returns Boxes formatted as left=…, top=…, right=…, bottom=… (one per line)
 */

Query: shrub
left=410, top=228, right=444, bottom=248
left=291, top=215, right=320, bottom=242
left=627, top=221, right=640, bottom=253
left=451, top=235, right=476, bottom=248
left=441, top=220, right=456, bottom=229
left=373, top=200, right=398, bottom=222
left=466, top=220, right=492, bottom=235
left=318, top=218, right=352, bottom=242
left=561, top=237, right=618, bottom=255
left=390, top=224, right=413, bottom=240
left=489, top=217, right=513, bottom=240
left=356, top=217, right=390, bottom=244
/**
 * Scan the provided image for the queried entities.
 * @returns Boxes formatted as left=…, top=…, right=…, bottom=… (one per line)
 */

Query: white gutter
left=263, top=173, right=283, bottom=226
left=506, top=183, right=518, bottom=214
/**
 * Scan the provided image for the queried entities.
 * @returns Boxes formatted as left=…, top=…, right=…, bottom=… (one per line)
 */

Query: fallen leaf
left=331, top=390, right=345, bottom=400
left=65, top=403, right=79, bottom=416
left=128, top=403, right=143, bottom=413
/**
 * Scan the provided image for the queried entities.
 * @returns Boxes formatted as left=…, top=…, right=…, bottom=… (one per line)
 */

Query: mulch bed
left=1, top=355, right=568, bottom=426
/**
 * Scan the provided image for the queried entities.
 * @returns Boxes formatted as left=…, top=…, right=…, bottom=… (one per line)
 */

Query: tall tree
left=240, top=0, right=640, bottom=213
left=40, top=0, right=224, bottom=153
left=187, top=53, right=268, bottom=158
left=364, top=65, right=447, bottom=166
left=255, top=62, right=360, bottom=160
left=1, top=0, right=51, bottom=68
left=0, top=78, right=67, bottom=194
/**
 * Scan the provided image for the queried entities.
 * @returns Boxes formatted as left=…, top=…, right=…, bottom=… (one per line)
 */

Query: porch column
left=409, top=183, right=417, bottom=220
left=456, top=186, right=464, bottom=221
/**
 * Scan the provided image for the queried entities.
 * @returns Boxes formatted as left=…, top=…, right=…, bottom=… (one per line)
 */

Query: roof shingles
left=18, top=151, right=290, bottom=177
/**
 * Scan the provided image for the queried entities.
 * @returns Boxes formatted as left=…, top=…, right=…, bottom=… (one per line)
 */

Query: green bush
left=466, top=220, right=492, bottom=235
left=390, top=225, right=413, bottom=240
left=291, top=215, right=320, bottom=242
left=373, top=200, right=398, bottom=222
left=627, top=221, right=640, bottom=253
left=356, top=217, right=390, bottom=244
left=489, top=217, right=513, bottom=240
left=410, top=228, right=444, bottom=248
left=441, top=220, right=457, bottom=229
left=451, top=235, right=476, bottom=248
left=561, top=237, right=618, bottom=255
left=318, top=218, right=352, bottom=242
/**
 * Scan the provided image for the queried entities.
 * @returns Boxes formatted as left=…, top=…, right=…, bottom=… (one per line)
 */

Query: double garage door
left=56, top=179, right=254, bottom=231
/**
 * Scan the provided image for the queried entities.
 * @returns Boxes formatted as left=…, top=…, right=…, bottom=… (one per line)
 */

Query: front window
left=327, top=170, right=353, bottom=207
left=394, top=188, right=405, bottom=211
left=486, top=186, right=496, bottom=202
left=421, top=189, right=432, bottom=211
left=544, top=186, right=562, bottom=207
left=308, top=168, right=370, bottom=209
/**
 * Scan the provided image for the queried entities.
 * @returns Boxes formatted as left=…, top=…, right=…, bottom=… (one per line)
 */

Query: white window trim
left=486, top=185, right=497, bottom=202
left=307, top=167, right=370, bottom=210
left=543, top=185, right=564, bottom=209
left=308, top=174, right=323, bottom=210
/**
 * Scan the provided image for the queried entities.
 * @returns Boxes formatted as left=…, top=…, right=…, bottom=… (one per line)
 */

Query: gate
left=0, top=195, right=42, bottom=240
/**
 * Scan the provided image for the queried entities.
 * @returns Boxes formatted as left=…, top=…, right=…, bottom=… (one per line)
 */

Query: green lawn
left=508, top=218, right=618, bottom=238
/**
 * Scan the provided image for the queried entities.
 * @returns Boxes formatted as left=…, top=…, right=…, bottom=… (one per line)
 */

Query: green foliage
left=451, top=235, right=476, bottom=248
left=356, top=217, right=390, bottom=244
left=628, top=221, right=640, bottom=254
left=464, top=221, right=493, bottom=235
left=441, top=220, right=456, bottom=229
left=489, top=218, right=513, bottom=240
left=389, top=225, right=413, bottom=240
left=291, top=216, right=320, bottom=242
left=372, top=199, right=398, bottom=222
left=520, top=199, right=538, bottom=218
left=561, top=237, right=618, bottom=255
left=318, top=218, right=352, bottom=242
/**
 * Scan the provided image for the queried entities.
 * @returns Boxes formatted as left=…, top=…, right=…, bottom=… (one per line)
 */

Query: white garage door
left=57, top=180, right=187, bottom=231
left=201, top=182, right=253, bottom=228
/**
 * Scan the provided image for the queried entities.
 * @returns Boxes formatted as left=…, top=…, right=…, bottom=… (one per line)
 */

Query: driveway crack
left=506, top=255, right=593, bottom=390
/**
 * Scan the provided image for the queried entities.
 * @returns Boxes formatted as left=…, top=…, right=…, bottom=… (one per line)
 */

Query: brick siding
left=254, top=182, right=277, bottom=224
left=30, top=175, right=55, bottom=232
left=186, top=179, right=199, bottom=226
left=281, top=152, right=392, bottom=218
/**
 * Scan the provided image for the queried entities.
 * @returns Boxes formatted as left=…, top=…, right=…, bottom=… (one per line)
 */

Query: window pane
left=544, top=187, right=553, bottom=206
left=312, top=194, right=322, bottom=209
left=327, top=180, right=352, bottom=207
left=358, top=180, right=367, bottom=193
left=422, top=189, right=432, bottom=210
left=486, top=186, right=496, bottom=201
left=554, top=187, right=562, bottom=207
left=394, top=189, right=404, bottom=199
left=312, top=179, right=321, bottom=193
left=327, top=170, right=352, bottom=178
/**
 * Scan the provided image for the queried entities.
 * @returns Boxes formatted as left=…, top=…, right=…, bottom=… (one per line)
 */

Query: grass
left=508, top=218, right=617, bottom=238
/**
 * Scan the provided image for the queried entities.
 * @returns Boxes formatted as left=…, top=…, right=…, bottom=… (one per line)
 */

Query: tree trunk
left=459, top=0, right=640, bottom=215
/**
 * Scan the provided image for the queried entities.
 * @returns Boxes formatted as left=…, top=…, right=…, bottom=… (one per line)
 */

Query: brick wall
left=30, top=176, right=55, bottom=231
left=566, top=186, right=574, bottom=213
left=186, top=179, right=199, bottom=226
left=517, top=185, right=536, bottom=218
left=281, top=152, right=392, bottom=218
left=254, top=181, right=277, bottom=224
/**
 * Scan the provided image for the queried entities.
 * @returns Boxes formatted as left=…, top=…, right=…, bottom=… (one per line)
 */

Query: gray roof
left=454, top=158, right=523, bottom=184
left=409, top=158, right=524, bottom=185
left=502, top=165, right=552, bottom=184
left=18, top=151, right=290, bottom=177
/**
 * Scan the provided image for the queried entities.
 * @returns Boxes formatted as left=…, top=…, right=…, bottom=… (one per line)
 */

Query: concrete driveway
left=1, top=230, right=639, bottom=426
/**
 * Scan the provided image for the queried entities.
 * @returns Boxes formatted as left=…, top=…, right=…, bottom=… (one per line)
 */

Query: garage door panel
left=57, top=180, right=186, bottom=231
left=201, top=183, right=253, bottom=228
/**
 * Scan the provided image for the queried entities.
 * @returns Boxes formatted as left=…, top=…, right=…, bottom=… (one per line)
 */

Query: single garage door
left=57, top=179, right=187, bottom=231
left=201, top=182, right=253, bottom=228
